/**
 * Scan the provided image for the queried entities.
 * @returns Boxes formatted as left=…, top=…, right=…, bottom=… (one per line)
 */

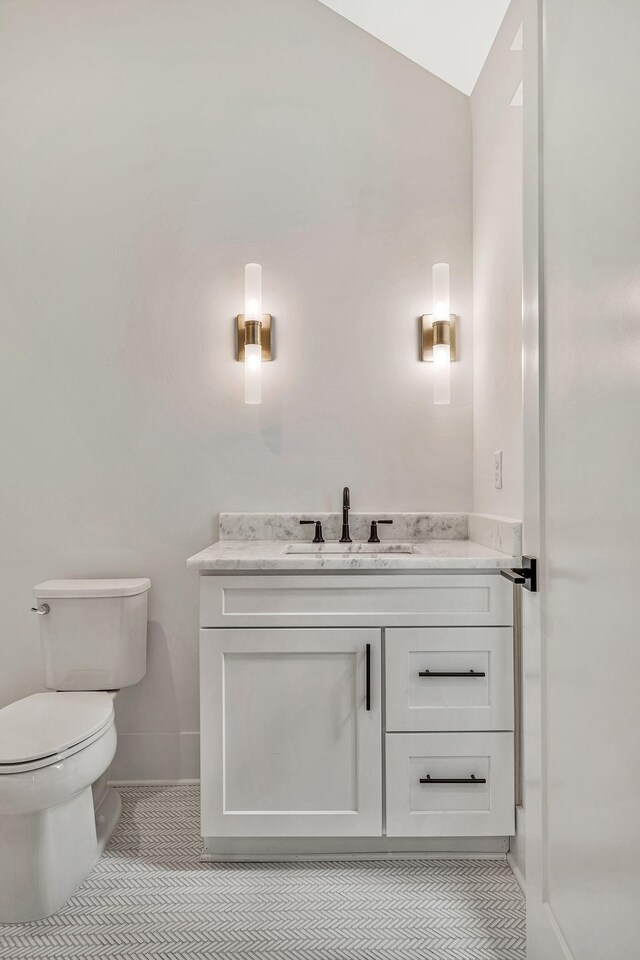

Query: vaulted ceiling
left=316, top=0, right=511, bottom=95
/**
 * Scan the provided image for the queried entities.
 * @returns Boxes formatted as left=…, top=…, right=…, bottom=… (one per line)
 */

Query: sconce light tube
left=245, top=263, right=262, bottom=320
left=432, top=262, right=451, bottom=405
left=244, top=341, right=262, bottom=404
left=432, top=328, right=451, bottom=406
left=432, top=263, right=450, bottom=321
left=244, top=263, right=263, bottom=404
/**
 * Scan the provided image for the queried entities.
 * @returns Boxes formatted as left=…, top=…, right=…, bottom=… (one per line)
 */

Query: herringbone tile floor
left=0, top=785, right=525, bottom=959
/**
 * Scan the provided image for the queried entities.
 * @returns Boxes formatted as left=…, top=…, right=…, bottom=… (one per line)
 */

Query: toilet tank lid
left=33, top=578, right=151, bottom=599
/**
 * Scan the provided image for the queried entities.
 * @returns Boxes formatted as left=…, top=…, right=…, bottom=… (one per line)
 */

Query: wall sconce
left=235, top=263, right=273, bottom=404
left=421, top=262, right=457, bottom=405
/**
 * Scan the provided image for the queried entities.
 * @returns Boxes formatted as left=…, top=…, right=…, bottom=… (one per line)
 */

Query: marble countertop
left=186, top=538, right=521, bottom=572
left=187, top=512, right=522, bottom=572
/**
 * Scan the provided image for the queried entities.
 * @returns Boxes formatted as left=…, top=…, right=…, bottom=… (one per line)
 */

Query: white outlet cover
left=494, top=450, right=503, bottom=489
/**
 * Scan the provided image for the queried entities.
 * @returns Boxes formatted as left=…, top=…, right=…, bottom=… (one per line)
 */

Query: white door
left=523, top=1, right=640, bottom=956
left=200, top=627, right=382, bottom=837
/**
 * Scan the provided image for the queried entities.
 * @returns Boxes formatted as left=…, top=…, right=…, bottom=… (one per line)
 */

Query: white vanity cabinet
left=199, top=572, right=515, bottom=852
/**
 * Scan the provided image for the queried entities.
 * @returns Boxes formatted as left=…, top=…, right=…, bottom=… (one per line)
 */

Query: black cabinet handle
left=418, top=669, right=486, bottom=678
left=365, top=643, right=371, bottom=711
left=500, top=556, right=538, bottom=592
left=419, top=774, right=487, bottom=784
left=299, top=519, right=325, bottom=543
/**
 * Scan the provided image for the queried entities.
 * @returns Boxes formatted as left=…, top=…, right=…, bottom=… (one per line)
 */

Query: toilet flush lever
left=31, top=604, right=50, bottom=615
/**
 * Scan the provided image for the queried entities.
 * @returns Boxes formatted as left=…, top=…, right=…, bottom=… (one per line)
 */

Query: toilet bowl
left=0, top=578, right=150, bottom=922
left=0, top=693, right=120, bottom=922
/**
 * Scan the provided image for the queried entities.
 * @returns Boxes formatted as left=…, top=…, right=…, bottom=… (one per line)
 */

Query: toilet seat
left=0, top=692, right=114, bottom=774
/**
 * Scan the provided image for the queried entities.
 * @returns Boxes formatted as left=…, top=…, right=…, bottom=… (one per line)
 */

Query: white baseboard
left=544, top=903, right=578, bottom=960
left=507, top=805, right=526, bottom=891
left=108, top=779, right=200, bottom=786
left=507, top=850, right=525, bottom=892
left=202, top=851, right=509, bottom=863
left=202, top=835, right=509, bottom=861
left=108, top=731, right=199, bottom=782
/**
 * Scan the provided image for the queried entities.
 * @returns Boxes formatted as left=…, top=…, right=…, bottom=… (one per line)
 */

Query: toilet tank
left=32, top=579, right=151, bottom=691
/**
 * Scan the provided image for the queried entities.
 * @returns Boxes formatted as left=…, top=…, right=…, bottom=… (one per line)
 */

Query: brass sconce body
left=420, top=315, right=457, bottom=362
left=235, top=314, right=273, bottom=361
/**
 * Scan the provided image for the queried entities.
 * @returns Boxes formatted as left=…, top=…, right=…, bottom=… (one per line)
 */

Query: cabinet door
left=200, top=628, right=382, bottom=837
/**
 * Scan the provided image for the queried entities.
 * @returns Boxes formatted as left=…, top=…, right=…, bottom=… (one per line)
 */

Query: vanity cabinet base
left=201, top=834, right=510, bottom=862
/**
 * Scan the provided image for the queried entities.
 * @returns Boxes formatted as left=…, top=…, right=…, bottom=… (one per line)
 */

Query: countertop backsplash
left=219, top=512, right=521, bottom=553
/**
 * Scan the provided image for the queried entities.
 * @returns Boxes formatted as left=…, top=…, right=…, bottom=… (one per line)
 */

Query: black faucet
left=339, top=486, right=352, bottom=543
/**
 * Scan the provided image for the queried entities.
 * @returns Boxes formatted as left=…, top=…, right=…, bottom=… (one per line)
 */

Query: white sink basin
left=285, top=543, right=418, bottom=556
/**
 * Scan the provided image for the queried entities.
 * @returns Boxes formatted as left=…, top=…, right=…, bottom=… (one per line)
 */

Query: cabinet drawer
left=200, top=574, right=513, bottom=628
left=385, top=732, right=514, bottom=837
left=385, top=628, right=514, bottom=732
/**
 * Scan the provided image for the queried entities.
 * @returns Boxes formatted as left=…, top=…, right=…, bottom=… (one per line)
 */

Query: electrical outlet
left=494, top=450, right=503, bottom=489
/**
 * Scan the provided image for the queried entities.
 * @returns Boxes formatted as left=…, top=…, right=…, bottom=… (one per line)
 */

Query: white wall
left=0, top=0, right=473, bottom=779
left=471, top=1, right=523, bottom=520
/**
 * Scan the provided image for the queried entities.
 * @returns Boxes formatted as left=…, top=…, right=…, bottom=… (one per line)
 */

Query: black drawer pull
left=418, top=669, right=486, bottom=678
left=419, top=774, right=487, bottom=785
left=365, top=643, right=371, bottom=711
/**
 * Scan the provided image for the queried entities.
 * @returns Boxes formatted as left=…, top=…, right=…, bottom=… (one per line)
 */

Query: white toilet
left=0, top=577, right=151, bottom=922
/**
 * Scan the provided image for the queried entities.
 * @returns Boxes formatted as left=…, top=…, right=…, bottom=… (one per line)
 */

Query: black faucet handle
left=368, top=519, right=393, bottom=543
left=299, top=519, right=325, bottom=543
